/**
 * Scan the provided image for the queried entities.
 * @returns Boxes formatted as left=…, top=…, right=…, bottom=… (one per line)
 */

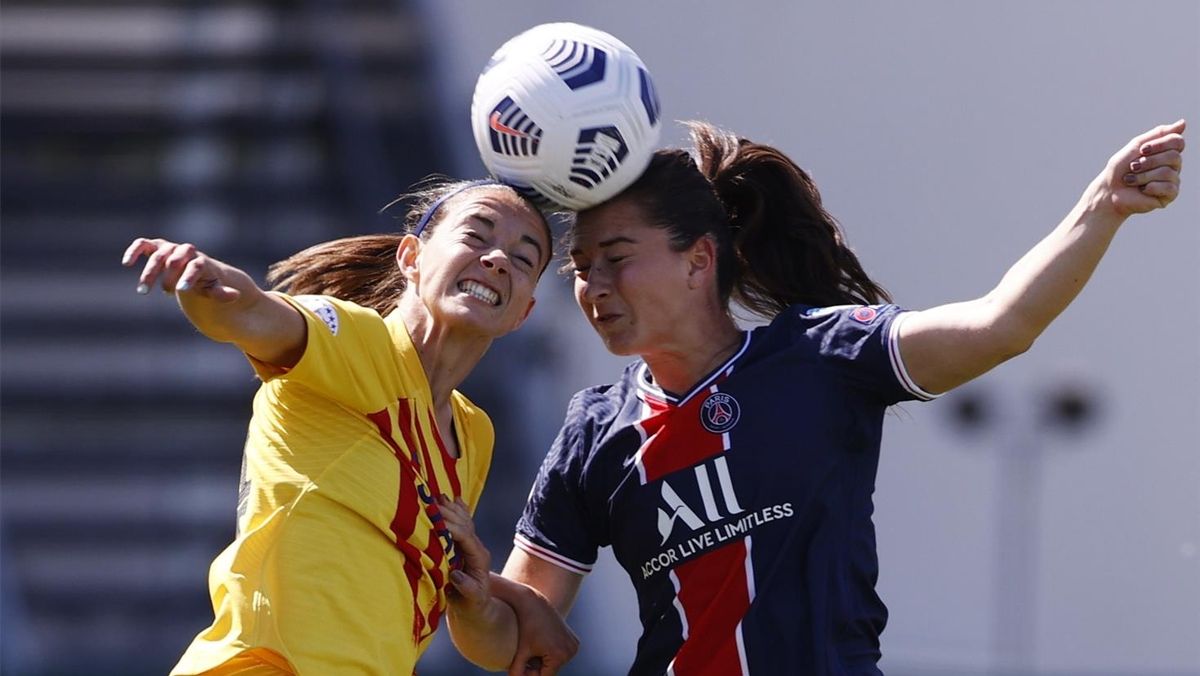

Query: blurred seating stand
left=0, top=1, right=448, bottom=673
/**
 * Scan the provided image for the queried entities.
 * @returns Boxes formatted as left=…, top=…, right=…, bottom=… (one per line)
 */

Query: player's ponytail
left=267, top=179, right=543, bottom=315
left=597, top=122, right=888, bottom=322
left=267, top=234, right=408, bottom=315
left=688, top=121, right=890, bottom=316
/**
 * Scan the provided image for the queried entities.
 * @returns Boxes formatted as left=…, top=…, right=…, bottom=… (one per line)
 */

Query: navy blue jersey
left=515, top=304, right=938, bottom=676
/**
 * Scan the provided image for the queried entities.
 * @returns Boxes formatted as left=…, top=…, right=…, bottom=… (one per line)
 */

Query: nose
left=578, top=268, right=610, bottom=303
left=480, top=248, right=509, bottom=275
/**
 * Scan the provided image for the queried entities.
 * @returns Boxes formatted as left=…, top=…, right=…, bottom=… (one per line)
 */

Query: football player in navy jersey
left=441, top=119, right=1185, bottom=675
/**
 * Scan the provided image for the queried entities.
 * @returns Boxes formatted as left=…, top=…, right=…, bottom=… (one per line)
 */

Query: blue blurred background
left=1, top=1, right=1197, bottom=674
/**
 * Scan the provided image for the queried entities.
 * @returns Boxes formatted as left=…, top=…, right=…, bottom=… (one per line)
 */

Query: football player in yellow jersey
left=122, top=179, right=578, bottom=675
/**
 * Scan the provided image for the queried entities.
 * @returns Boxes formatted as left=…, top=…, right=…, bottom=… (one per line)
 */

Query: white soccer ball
left=471, top=22, right=663, bottom=211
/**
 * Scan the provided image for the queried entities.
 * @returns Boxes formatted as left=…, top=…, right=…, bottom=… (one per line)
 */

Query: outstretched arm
left=898, top=120, right=1186, bottom=395
left=441, top=498, right=580, bottom=675
left=122, top=238, right=306, bottom=368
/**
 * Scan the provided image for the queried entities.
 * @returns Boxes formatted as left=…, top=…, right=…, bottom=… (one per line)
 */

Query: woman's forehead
left=571, top=199, right=656, bottom=246
left=447, top=187, right=544, bottom=230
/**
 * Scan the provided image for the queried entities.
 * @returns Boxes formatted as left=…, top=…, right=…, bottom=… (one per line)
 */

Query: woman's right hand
left=122, top=237, right=242, bottom=302
left=121, top=237, right=306, bottom=367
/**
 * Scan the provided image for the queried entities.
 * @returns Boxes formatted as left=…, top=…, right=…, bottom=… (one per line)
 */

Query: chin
left=595, top=332, right=639, bottom=357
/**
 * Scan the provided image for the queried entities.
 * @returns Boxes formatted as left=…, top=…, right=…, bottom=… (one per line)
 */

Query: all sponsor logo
left=643, top=456, right=794, bottom=579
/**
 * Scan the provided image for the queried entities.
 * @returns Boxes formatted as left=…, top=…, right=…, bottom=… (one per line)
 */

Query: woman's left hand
left=439, top=496, right=493, bottom=611
left=1097, top=119, right=1185, bottom=217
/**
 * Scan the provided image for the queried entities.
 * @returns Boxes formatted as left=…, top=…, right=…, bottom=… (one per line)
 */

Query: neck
left=643, top=316, right=743, bottom=396
left=394, top=296, right=491, bottom=411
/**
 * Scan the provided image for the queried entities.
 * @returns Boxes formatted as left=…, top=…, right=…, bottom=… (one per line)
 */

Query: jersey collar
left=635, top=330, right=752, bottom=408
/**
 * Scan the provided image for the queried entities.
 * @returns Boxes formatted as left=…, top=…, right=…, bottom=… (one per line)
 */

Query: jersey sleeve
left=513, top=391, right=606, bottom=576
left=798, top=304, right=941, bottom=404
left=247, top=293, right=399, bottom=412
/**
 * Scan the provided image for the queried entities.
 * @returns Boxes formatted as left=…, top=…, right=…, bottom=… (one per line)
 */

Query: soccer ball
left=470, top=22, right=662, bottom=211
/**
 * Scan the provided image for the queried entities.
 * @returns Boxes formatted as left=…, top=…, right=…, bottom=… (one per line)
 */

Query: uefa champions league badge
left=852, top=306, right=878, bottom=323
left=700, top=392, right=740, bottom=434
left=295, top=295, right=340, bottom=336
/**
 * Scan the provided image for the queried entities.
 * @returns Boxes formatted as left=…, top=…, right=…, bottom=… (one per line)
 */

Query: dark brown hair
left=266, top=179, right=549, bottom=315
left=590, top=121, right=889, bottom=318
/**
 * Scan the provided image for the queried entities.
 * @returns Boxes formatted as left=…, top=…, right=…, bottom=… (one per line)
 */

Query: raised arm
left=897, top=120, right=1186, bottom=395
left=122, top=238, right=306, bottom=368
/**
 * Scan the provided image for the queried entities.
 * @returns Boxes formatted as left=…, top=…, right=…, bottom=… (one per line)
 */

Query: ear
left=396, top=234, right=422, bottom=284
left=685, top=235, right=719, bottom=290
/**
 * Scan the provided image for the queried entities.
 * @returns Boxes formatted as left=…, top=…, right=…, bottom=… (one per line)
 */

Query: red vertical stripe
left=426, top=410, right=462, bottom=497
left=366, top=407, right=428, bottom=641
left=669, top=539, right=751, bottom=676
left=415, top=412, right=443, bottom=499
left=640, top=390, right=726, bottom=484
left=393, top=399, right=422, bottom=467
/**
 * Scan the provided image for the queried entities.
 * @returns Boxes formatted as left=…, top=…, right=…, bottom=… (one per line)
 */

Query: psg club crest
left=700, top=392, right=740, bottom=434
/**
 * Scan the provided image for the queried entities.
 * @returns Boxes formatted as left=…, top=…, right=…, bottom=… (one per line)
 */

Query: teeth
left=459, top=280, right=500, bottom=306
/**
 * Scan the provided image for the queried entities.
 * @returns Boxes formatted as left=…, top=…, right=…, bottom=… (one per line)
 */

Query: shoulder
left=563, top=362, right=641, bottom=428
left=759, top=303, right=904, bottom=342
left=552, top=362, right=642, bottom=459
left=277, top=293, right=386, bottom=338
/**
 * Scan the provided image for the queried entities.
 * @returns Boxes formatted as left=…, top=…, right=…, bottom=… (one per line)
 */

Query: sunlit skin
left=396, top=187, right=551, bottom=432
left=570, top=198, right=743, bottom=395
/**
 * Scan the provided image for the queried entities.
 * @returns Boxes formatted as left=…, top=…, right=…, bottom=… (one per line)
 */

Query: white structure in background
left=419, top=2, right=1200, bottom=674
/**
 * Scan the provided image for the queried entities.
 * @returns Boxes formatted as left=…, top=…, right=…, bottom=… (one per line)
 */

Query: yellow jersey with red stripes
left=172, top=294, right=492, bottom=676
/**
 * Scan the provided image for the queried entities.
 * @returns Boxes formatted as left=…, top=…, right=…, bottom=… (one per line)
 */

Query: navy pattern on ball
left=542, top=39, right=608, bottom=90
left=570, top=126, right=629, bottom=189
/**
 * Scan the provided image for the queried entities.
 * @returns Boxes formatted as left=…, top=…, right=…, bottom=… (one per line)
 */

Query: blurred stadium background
left=1, top=1, right=1196, bottom=675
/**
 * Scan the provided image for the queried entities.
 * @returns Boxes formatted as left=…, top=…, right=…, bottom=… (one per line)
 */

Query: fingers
left=439, top=495, right=491, bottom=575
left=439, top=497, right=478, bottom=545
left=123, top=237, right=241, bottom=302
left=1131, top=119, right=1186, bottom=155
left=1130, top=149, right=1183, bottom=174
left=178, top=257, right=242, bottom=303
left=1140, top=180, right=1180, bottom=203
left=124, top=238, right=196, bottom=294
left=121, top=237, right=160, bottom=267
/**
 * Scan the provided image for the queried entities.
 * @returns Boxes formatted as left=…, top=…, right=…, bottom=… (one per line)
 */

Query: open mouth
left=459, top=280, right=500, bottom=306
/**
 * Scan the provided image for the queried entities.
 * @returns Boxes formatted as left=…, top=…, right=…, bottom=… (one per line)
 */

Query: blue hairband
left=412, top=179, right=502, bottom=236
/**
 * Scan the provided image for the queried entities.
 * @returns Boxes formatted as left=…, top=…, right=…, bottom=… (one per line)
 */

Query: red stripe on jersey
left=640, top=387, right=727, bottom=484
left=668, top=538, right=752, bottom=676
left=367, top=406, right=428, bottom=642
left=415, top=418, right=443, bottom=499
left=393, top=399, right=422, bottom=467
left=426, top=410, right=463, bottom=496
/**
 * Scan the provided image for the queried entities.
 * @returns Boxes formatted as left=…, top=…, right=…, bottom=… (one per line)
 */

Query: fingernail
left=177, top=281, right=191, bottom=292
left=1123, top=173, right=1137, bottom=185
left=136, top=283, right=149, bottom=295
left=1129, top=159, right=1142, bottom=172
left=450, top=570, right=467, bottom=586
left=1140, top=144, right=1152, bottom=155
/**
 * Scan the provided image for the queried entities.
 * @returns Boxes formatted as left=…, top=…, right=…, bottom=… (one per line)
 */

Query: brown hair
left=266, top=179, right=549, bottom=315
left=588, top=121, right=889, bottom=319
